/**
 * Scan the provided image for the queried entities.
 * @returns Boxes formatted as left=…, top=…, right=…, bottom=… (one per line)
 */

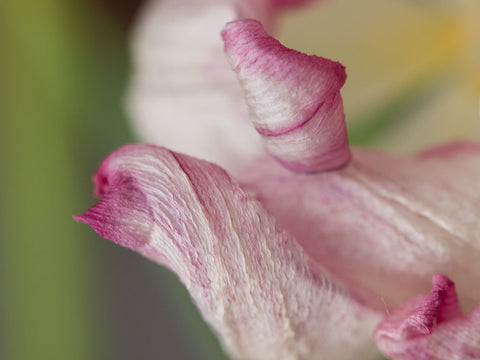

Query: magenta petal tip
left=375, top=274, right=480, bottom=360
left=222, top=19, right=350, bottom=173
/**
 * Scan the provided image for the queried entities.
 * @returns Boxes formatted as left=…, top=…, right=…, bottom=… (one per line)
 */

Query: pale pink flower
left=76, top=1, right=480, bottom=359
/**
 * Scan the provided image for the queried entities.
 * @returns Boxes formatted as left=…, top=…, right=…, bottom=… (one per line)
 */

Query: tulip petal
left=375, top=274, right=480, bottom=360
left=222, top=19, right=350, bottom=172
left=128, top=0, right=318, bottom=172
left=240, top=142, right=480, bottom=311
left=75, top=144, right=381, bottom=360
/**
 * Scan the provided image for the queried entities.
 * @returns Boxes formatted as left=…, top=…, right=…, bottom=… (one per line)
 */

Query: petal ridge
left=75, top=144, right=381, bottom=360
left=239, top=143, right=480, bottom=311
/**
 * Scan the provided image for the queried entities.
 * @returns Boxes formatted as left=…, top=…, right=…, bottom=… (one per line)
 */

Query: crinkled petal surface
left=375, top=274, right=480, bottom=360
left=75, top=144, right=381, bottom=360
left=223, top=19, right=350, bottom=172
left=240, top=142, right=480, bottom=311
left=128, top=0, right=317, bottom=171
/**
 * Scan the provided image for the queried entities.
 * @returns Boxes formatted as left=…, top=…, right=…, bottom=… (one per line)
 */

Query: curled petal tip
left=398, top=274, right=460, bottom=338
left=223, top=19, right=350, bottom=173
left=375, top=274, right=480, bottom=360
left=73, top=146, right=155, bottom=250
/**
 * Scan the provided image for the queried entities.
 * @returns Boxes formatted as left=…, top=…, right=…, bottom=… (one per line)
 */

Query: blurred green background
left=0, top=1, right=228, bottom=359
left=0, top=0, right=477, bottom=359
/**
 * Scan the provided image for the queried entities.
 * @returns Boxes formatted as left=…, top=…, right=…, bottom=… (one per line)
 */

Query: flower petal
left=222, top=19, right=350, bottom=172
left=239, top=142, right=480, bottom=311
left=375, top=274, right=480, bottom=360
left=128, top=0, right=318, bottom=172
left=128, top=0, right=260, bottom=171
left=75, top=144, right=381, bottom=360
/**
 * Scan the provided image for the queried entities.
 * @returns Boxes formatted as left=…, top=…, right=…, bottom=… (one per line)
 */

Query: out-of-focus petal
left=128, top=0, right=318, bottom=172
left=128, top=0, right=260, bottom=171
left=375, top=274, right=480, bottom=360
left=240, top=142, right=480, bottom=311
left=75, top=144, right=381, bottom=360
left=223, top=19, right=350, bottom=173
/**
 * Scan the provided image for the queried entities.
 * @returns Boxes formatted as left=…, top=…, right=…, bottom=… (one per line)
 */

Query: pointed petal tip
left=72, top=213, right=86, bottom=223
left=223, top=19, right=350, bottom=173
left=72, top=202, right=151, bottom=251
left=73, top=145, right=157, bottom=251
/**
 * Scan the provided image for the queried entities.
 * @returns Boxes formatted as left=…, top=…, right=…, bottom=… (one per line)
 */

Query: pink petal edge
left=375, top=274, right=480, bottom=360
left=74, top=144, right=381, bottom=360
left=222, top=19, right=350, bottom=173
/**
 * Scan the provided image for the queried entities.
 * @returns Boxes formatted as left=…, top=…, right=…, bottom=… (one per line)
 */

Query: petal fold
left=75, top=144, right=381, bottom=360
left=239, top=142, right=480, bottom=311
left=222, top=19, right=350, bottom=172
left=375, top=274, right=480, bottom=360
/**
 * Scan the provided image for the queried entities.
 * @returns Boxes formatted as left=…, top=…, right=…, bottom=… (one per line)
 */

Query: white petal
left=76, top=144, right=382, bottom=360
left=240, top=142, right=480, bottom=312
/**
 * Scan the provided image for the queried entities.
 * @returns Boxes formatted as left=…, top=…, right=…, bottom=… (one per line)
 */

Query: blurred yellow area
left=280, top=0, right=480, bottom=151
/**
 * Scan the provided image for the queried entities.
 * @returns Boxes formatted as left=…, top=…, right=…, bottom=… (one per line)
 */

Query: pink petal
left=75, top=144, right=381, bottom=360
left=222, top=19, right=350, bottom=173
left=128, top=0, right=318, bottom=172
left=239, top=142, right=480, bottom=311
left=375, top=274, right=480, bottom=360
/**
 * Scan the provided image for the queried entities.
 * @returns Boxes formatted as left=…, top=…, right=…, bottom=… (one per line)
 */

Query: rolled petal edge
left=75, top=144, right=381, bottom=360
left=222, top=19, right=350, bottom=173
left=375, top=274, right=480, bottom=360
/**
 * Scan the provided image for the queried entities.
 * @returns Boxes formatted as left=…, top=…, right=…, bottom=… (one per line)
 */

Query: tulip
left=76, top=0, right=480, bottom=359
